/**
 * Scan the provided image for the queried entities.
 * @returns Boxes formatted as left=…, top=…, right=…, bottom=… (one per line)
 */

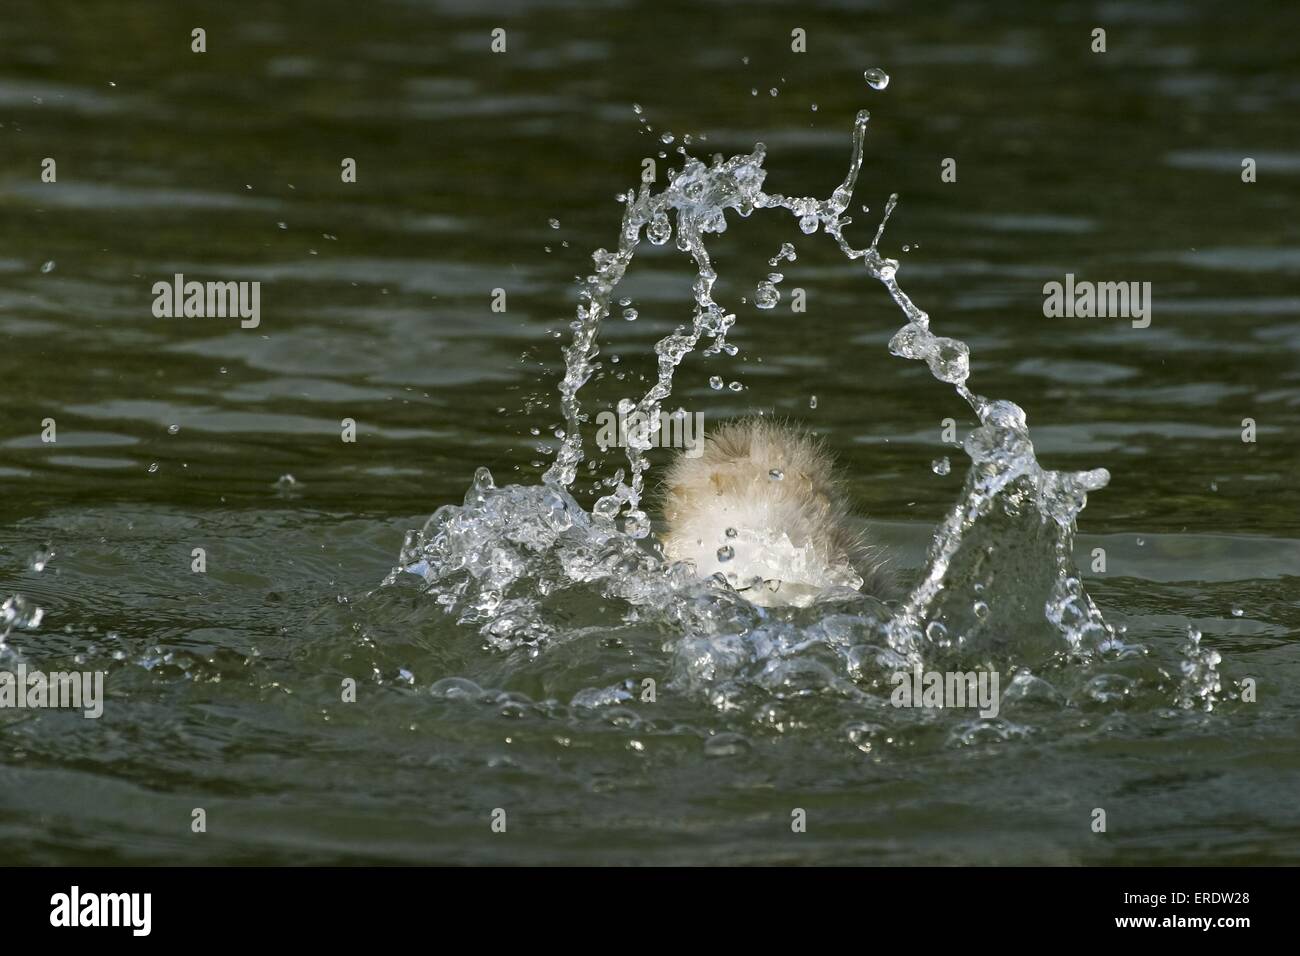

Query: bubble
left=725, top=527, right=738, bottom=538
left=167, top=424, right=180, bottom=435
left=708, top=376, right=723, bottom=390
left=147, top=462, right=159, bottom=473
left=548, top=218, right=560, bottom=229
left=809, top=395, right=818, bottom=409
left=931, top=457, right=951, bottom=475
left=660, top=132, right=673, bottom=144
left=798, top=215, right=819, bottom=234
left=40, top=260, right=55, bottom=274
left=769, top=469, right=784, bottom=481
left=727, top=381, right=744, bottom=391
left=716, top=546, right=734, bottom=562
left=1230, top=606, right=1244, bottom=618
left=622, top=307, right=638, bottom=321
left=864, top=67, right=890, bottom=90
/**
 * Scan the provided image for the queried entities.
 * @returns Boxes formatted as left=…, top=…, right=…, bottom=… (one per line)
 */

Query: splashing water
left=389, top=105, right=1222, bottom=719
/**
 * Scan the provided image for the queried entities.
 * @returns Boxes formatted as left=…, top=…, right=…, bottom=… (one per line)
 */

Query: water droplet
left=769, top=469, right=784, bottom=481
left=798, top=215, right=819, bottom=234
left=1230, top=606, right=1244, bottom=618
left=768, top=88, right=778, bottom=97
left=659, top=132, right=673, bottom=144
left=727, top=381, right=744, bottom=392
left=40, top=260, right=55, bottom=274
left=864, top=67, right=890, bottom=90
left=147, top=462, right=159, bottom=473
left=754, top=280, right=780, bottom=309
left=725, top=527, right=738, bottom=538
left=622, top=307, right=638, bottom=321
left=167, top=424, right=180, bottom=435
left=647, top=213, right=672, bottom=245
left=548, top=218, right=560, bottom=229
left=716, top=546, right=734, bottom=562
left=931, top=457, right=951, bottom=476
left=708, top=376, right=723, bottom=390
left=809, top=395, right=818, bottom=409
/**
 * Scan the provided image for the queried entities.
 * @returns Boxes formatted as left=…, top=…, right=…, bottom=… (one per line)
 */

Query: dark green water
left=1, top=0, right=1298, bottom=864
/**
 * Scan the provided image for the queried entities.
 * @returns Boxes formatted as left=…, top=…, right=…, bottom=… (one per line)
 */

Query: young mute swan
left=659, top=418, right=892, bottom=607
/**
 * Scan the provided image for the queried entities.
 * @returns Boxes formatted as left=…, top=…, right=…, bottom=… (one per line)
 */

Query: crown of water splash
left=540, top=109, right=1118, bottom=649
left=393, top=103, right=1225, bottom=711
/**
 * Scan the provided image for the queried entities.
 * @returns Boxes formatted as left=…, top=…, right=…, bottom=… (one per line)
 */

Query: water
left=2, top=0, right=1299, bottom=864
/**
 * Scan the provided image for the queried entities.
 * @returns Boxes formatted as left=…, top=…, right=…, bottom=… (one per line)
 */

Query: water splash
left=2, top=593, right=45, bottom=658
left=393, top=105, right=1218, bottom=716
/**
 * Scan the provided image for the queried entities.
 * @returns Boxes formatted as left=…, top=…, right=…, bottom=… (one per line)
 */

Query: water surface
left=1, top=0, right=1298, bottom=864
